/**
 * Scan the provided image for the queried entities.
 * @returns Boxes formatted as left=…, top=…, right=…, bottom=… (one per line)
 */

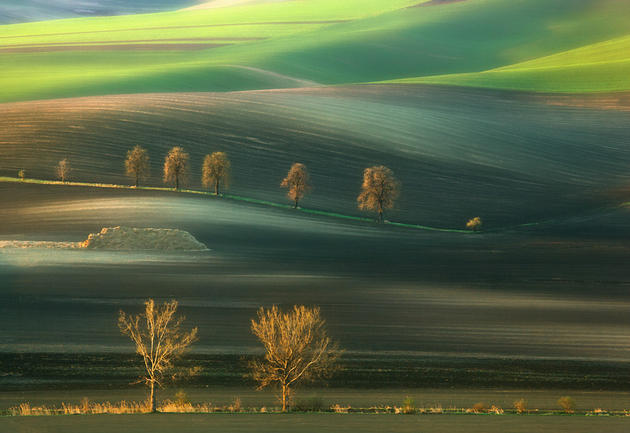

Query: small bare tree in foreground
left=357, top=165, right=399, bottom=223
left=250, top=305, right=340, bottom=412
left=125, top=145, right=150, bottom=187
left=18, top=169, right=25, bottom=181
left=202, top=151, right=230, bottom=195
left=281, top=163, right=311, bottom=208
left=118, top=299, right=198, bottom=413
left=56, top=158, right=71, bottom=182
left=163, top=146, right=189, bottom=190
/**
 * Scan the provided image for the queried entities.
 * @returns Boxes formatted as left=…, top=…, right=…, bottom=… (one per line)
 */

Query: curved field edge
left=0, top=176, right=471, bottom=233
left=386, top=35, right=630, bottom=93
left=3, top=176, right=629, bottom=235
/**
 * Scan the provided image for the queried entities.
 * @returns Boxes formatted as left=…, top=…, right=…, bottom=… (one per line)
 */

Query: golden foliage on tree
left=466, top=216, right=483, bottom=231
left=56, top=158, right=71, bottom=183
left=280, top=163, right=311, bottom=208
left=118, top=299, right=198, bottom=413
left=357, top=165, right=400, bottom=223
left=163, top=146, right=189, bottom=190
left=249, top=305, right=340, bottom=412
left=202, top=151, right=231, bottom=195
left=125, top=145, right=150, bottom=187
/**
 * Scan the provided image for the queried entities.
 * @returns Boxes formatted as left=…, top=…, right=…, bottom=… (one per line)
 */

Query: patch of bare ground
left=543, top=92, right=630, bottom=111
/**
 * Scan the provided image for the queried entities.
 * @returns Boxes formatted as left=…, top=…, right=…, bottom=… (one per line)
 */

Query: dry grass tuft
left=513, top=398, right=528, bottom=414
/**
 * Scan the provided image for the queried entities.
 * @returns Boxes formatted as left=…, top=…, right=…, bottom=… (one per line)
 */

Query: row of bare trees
left=125, top=145, right=401, bottom=222
left=51, top=149, right=481, bottom=227
left=118, top=299, right=338, bottom=413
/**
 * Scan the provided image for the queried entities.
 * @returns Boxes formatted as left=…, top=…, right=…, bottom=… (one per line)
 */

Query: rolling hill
left=1, top=0, right=630, bottom=102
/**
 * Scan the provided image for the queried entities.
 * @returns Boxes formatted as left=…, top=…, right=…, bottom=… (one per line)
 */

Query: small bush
left=513, top=398, right=527, bottom=414
left=229, top=397, right=242, bottom=413
left=466, top=217, right=483, bottom=231
left=293, top=396, right=326, bottom=412
left=558, top=396, right=576, bottom=413
left=174, top=390, right=190, bottom=406
left=18, top=169, right=25, bottom=180
left=469, top=402, right=488, bottom=413
left=401, top=396, right=416, bottom=414
left=488, top=405, right=503, bottom=415
left=331, top=404, right=350, bottom=414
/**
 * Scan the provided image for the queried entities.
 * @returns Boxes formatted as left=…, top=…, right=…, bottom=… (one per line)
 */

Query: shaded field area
left=3, top=182, right=630, bottom=360
left=2, top=413, right=630, bottom=433
left=3, top=353, right=630, bottom=394
left=2, top=85, right=630, bottom=230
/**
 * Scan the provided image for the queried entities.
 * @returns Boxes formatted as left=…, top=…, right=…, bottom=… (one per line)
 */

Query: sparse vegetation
left=281, top=162, right=311, bottom=209
left=401, top=396, right=416, bottom=414
left=118, top=299, right=198, bottom=413
left=163, top=146, right=189, bottom=190
left=125, top=145, right=150, bottom=187
left=357, top=165, right=400, bottom=223
left=56, top=158, right=71, bottom=182
left=202, top=151, right=231, bottom=195
left=18, top=169, right=25, bottom=180
left=466, top=216, right=483, bottom=231
left=514, top=398, right=528, bottom=414
left=249, top=305, right=340, bottom=412
left=558, top=396, right=576, bottom=413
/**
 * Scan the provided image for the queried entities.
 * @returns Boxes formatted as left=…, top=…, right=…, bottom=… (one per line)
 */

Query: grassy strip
left=3, top=401, right=628, bottom=416
left=0, top=176, right=471, bottom=233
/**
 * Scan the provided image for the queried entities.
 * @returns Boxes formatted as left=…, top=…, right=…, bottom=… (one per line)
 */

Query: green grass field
left=1, top=0, right=630, bottom=102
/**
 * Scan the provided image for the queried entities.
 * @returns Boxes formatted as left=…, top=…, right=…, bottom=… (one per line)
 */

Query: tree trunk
left=282, top=384, right=288, bottom=412
left=135, top=173, right=139, bottom=188
left=175, top=175, right=179, bottom=191
left=215, top=180, right=219, bottom=195
left=148, top=381, right=156, bottom=413
left=378, top=209, right=383, bottom=224
left=294, top=198, right=299, bottom=209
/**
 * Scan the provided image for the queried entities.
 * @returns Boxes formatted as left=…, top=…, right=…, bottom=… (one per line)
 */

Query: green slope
left=390, top=34, right=630, bottom=92
left=1, top=0, right=630, bottom=101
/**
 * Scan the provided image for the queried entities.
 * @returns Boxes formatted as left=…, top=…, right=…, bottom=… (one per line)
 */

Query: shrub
left=331, top=404, right=350, bottom=413
left=229, top=397, right=242, bottom=413
left=18, top=169, right=25, bottom=180
left=293, top=396, right=326, bottom=412
left=466, top=217, right=483, bottom=231
left=401, top=396, right=416, bottom=414
left=470, top=402, right=488, bottom=413
left=488, top=405, right=504, bottom=415
left=513, top=398, right=527, bottom=414
left=174, top=390, right=190, bottom=406
left=558, top=396, right=576, bottom=413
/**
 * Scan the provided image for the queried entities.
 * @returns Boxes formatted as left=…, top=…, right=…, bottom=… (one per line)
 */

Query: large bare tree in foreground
left=280, top=163, right=311, bottom=208
left=118, top=299, right=198, bottom=413
left=357, top=165, right=400, bottom=223
left=202, top=151, right=230, bottom=195
left=125, top=145, right=150, bottom=187
left=250, top=305, right=340, bottom=412
left=56, top=158, right=71, bottom=183
left=163, top=146, right=189, bottom=190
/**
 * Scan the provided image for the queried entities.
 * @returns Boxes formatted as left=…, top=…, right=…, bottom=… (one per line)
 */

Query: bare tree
left=118, top=299, right=198, bottom=413
left=56, top=158, right=71, bottom=182
left=125, top=145, right=150, bottom=187
left=202, top=151, right=230, bottom=195
left=357, top=165, right=400, bottom=223
left=280, top=163, right=311, bottom=209
left=163, top=146, right=189, bottom=190
left=250, top=305, right=340, bottom=412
